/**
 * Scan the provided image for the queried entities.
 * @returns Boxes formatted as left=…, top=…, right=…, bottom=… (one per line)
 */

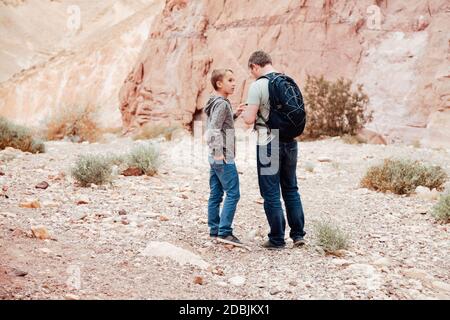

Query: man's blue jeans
left=257, top=140, right=306, bottom=246
left=208, top=160, right=240, bottom=237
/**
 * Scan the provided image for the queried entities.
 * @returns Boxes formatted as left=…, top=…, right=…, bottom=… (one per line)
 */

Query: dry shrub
left=127, top=143, right=160, bottom=176
left=0, top=117, right=45, bottom=153
left=315, top=221, right=349, bottom=253
left=132, top=122, right=184, bottom=141
left=71, top=154, right=113, bottom=187
left=341, top=134, right=367, bottom=145
left=45, top=105, right=100, bottom=142
left=303, top=75, right=372, bottom=139
left=432, top=193, right=450, bottom=223
left=361, top=159, right=447, bottom=195
left=70, top=144, right=160, bottom=185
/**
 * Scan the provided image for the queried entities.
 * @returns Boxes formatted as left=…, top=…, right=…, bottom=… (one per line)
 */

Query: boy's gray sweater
left=204, top=95, right=236, bottom=162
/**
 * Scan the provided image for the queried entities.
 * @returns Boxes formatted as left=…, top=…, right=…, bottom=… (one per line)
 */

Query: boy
left=204, top=69, right=244, bottom=245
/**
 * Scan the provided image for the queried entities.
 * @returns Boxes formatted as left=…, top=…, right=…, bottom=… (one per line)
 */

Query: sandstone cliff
left=120, top=0, right=449, bottom=147
left=0, top=0, right=164, bottom=128
left=0, top=0, right=448, bottom=147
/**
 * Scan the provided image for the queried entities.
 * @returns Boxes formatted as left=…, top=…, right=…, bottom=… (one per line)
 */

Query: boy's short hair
left=211, top=69, right=233, bottom=90
left=248, top=50, right=272, bottom=68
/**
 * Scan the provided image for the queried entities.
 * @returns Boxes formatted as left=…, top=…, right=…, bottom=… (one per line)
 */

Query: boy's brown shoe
left=217, top=234, right=242, bottom=245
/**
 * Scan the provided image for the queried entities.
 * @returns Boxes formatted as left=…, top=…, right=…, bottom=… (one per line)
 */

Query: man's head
left=211, top=69, right=235, bottom=96
left=248, top=50, right=273, bottom=78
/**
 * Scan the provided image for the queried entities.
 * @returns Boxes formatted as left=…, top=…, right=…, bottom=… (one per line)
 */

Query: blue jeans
left=207, top=160, right=240, bottom=237
left=257, top=140, right=306, bottom=246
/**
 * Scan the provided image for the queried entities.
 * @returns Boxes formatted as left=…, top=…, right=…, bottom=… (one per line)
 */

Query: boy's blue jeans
left=257, top=140, right=306, bottom=246
left=207, top=159, right=240, bottom=237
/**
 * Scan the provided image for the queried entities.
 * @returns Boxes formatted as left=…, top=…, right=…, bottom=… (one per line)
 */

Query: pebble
left=31, top=225, right=51, bottom=240
left=65, top=294, right=80, bottom=300
left=229, top=276, right=246, bottom=287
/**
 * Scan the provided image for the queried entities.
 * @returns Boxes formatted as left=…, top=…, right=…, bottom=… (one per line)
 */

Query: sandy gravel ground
left=1, top=134, right=449, bottom=300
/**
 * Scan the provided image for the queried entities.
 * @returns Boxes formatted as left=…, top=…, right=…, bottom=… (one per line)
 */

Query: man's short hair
left=248, top=50, right=272, bottom=68
left=210, top=69, right=233, bottom=90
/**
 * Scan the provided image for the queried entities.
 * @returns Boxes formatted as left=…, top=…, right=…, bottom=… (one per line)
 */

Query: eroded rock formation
left=120, top=0, right=449, bottom=147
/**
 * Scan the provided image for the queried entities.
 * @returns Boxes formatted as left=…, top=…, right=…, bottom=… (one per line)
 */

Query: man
left=242, top=50, right=306, bottom=249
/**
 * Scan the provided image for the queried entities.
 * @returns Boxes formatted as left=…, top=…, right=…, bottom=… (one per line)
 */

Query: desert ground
left=1, top=133, right=449, bottom=300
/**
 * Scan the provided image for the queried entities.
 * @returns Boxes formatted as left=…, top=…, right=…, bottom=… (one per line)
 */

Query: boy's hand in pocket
left=214, top=154, right=225, bottom=161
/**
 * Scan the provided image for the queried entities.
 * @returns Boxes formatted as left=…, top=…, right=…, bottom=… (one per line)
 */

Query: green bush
left=71, top=154, right=113, bottom=187
left=127, top=143, right=160, bottom=176
left=303, top=75, right=372, bottom=139
left=0, top=117, right=45, bottom=153
left=315, top=221, right=349, bottom=253
left=106, top=154, right=127, bottom=166
left=361, top=159, right=447, bottom=195
left=432, top=193, right=450, bottom=223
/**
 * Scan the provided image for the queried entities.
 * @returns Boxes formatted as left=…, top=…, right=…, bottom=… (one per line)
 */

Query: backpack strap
left=256, top=72, right=279, bottom=82
left=253, top=73, right=279, bottom=132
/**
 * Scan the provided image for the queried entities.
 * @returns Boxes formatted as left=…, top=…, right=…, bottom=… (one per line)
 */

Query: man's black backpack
left=258, top=72, right=306, bottom=141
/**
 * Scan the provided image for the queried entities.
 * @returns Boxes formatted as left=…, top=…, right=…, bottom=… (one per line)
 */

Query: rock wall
left=120, top=0, right=449, bottom=147
left=0, top=0, right=448, bottom=147
left=0, top=0, right=164, bottom=129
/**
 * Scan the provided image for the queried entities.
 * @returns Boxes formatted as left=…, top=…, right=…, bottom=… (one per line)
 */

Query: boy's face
left=217, top=71, right=235, bottom=96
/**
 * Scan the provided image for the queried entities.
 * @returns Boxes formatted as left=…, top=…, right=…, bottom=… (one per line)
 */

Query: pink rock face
left=0, top=0, right=165, bottom=130
left=120, top=0, right=450, bottom=147
left=0, top=0, right=448, bottom=147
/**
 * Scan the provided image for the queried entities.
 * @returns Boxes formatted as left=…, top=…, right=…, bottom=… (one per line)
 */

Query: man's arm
left=242, top=82, right=262, bottom=125
left=242, top=104, right=259, bottom=125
